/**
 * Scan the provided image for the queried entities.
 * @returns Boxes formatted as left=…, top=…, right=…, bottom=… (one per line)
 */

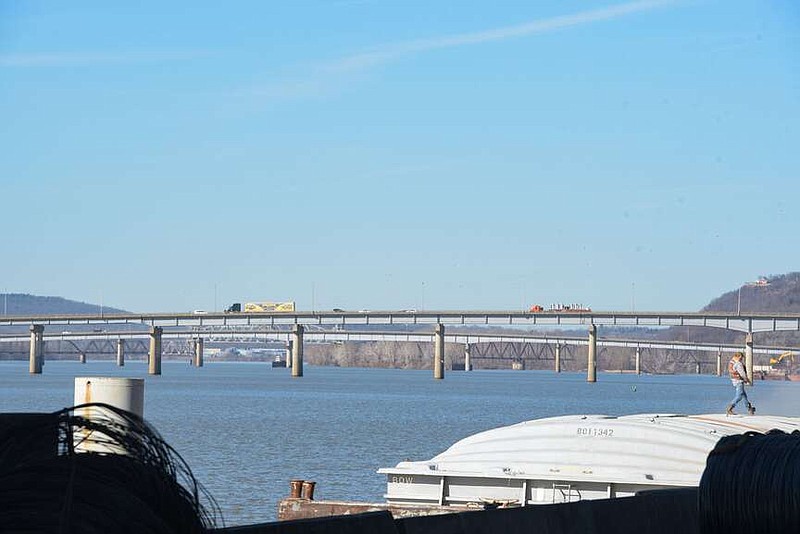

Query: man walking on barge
left=727, top=352, right=755, bottom=416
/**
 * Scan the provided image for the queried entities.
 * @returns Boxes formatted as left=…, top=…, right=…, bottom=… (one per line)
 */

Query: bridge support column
left=148, top=326, right=162, bottom=375
left=291, top=325, right=304, bottom=377
left=635, top=347, right=641, bottom=375
left=434, top=323, right=445, bottom=380
left=194, top=337, right=204, bottom=367
left=696, top=361, right=701, bottom=374
left=79, top=353, right=86, bottom=364
left=29, top=324, right=44, bottom=374
left=555, top=343, right=561, bottom=373
left=116, top=339, right=125, bottom=367
left=717, top=349, right=722, bottom=377
left=587, top=324, right=597, bottom=383
left=745, top=333, right=754, bottom=384
left=286, top=340, right=293, bottom=368
left=464, top=343, right=472, bottom=371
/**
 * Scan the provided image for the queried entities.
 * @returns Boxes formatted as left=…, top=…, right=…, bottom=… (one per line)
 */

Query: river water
left=2, top=361, right=799, bottom=526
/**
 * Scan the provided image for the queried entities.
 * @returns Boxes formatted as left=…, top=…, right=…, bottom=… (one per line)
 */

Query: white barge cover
left=378, top=414, right=800, bottom=507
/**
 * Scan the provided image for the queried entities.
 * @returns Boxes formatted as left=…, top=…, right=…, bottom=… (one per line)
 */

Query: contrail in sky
left=323, top=0, right=676, bottom=72
left=248, top=0, right=676, bottom=99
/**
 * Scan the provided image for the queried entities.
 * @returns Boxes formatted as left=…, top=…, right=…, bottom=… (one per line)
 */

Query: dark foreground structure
left=219, top=488, right=698, bottom=534
left=0, top=405, right=798, bottom=534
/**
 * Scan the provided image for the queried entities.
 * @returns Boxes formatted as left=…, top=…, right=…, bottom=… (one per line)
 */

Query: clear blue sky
left=1, top=1, right=798, bottom=313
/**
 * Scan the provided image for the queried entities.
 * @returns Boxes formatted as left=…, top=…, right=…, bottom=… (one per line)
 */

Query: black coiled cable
left=699, top=429, right=800, bottom=534
left=0, top=403, right=222, bottom=533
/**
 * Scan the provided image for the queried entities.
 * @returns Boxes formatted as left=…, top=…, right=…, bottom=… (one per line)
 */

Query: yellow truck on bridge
left=225, top=301, right=296, bottom=313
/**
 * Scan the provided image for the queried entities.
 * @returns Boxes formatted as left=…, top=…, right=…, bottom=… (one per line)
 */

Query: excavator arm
left=770, top=351, right=794, bottom=366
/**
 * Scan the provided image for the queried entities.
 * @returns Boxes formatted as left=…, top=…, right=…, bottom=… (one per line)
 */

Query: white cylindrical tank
left=73, top=377, right=145, bottom=454
left=74, top=377, right=144, bottom=416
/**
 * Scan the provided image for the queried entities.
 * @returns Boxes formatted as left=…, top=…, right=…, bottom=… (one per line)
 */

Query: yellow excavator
left=766, top=351, right=800, bottom=381
left=769, top=351, right=795, bottom=367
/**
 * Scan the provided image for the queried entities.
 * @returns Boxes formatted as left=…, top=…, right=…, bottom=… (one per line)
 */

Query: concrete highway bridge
left=3, top=309, right=800, bottom=380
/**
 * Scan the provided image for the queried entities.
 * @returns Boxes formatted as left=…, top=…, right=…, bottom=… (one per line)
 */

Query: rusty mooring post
left=301, top=480, right=316, bottom=500
left=289, top=479, right=303, bottom=498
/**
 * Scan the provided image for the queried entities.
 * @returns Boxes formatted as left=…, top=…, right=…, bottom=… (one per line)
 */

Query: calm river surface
left=2, top=361, right=800, bottom=526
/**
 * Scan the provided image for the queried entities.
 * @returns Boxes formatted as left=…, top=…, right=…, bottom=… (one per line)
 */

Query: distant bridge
left=2, top=325, right=797, bottom=379
left=3, top=309, right=799, bottom=379
left=2, top=309, right=800, bottom=334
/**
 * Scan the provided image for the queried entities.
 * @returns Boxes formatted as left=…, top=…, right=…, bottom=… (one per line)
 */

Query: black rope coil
left=0, top=403, right=222, bottom=533
left=699, top=429, right=800, bottom=534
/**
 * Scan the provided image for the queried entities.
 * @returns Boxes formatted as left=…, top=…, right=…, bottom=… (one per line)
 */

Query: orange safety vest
left=728, top=359, right=744, bottom=380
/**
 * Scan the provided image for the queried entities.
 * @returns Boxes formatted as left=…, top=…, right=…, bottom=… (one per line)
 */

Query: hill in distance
left=3, top=273, right=800, bottom=324
left=0, top=293, right=127, bottom=315
left=702, top=272, right=800, bottom=314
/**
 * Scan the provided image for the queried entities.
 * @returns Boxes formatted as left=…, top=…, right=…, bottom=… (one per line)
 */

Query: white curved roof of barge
left=379, top=414, right=800, bottom=487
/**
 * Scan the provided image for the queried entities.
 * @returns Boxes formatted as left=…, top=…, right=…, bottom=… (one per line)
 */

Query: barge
left=378, top=413, right=800, bottom=508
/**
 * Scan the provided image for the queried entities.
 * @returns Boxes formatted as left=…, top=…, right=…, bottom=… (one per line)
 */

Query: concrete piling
left=79, top=353, right=86, bottom=364
left=745, top=333, right=754, bottom=384
left=434, top=323, right=445, bottom=380
left=286, top=340, right=293, bottom=368
left=116, top=338, right=125, bottom=367
left=148, top=326, right=162, bottom=375
left=635, top=347, right=641, bottom=375
left=555, top=343, right=562, bottom=373
left=29, top=324, right=44, bottom=374
left=194, top=337, right=204, bottom=367
left=717, top=349, right=722, bottom=377
left=291, top=325, right=304, bottom=377
left=587, top=324, right=597, bottom=383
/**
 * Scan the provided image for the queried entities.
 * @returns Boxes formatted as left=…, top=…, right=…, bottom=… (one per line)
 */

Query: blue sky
left=1, top=1, right=798, bottom=313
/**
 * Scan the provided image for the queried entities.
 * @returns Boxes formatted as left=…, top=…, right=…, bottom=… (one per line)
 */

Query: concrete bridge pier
left=434, top=323, right=445, bottom=380
left=79, top=353, right=87, bottom=364
left=745, top=333, right=754, bottom=383
left=464, top=343, right=472, bottom=371
left=555, top=343, right=561, bottom=373
left=635, top=347, right=641, bottom=375
left=116, top=339, right=125, bottom=367
left=149, top=326, right=162, bottom=375
left=194, top=337, right=204, bottom=367
left=587, top=324, right=597, bottom=383
left=291, top=325, right=304, bottom=377
left=29, top=324, right=44, bottom=374
left=716, top=349, right=722, bottom=377
left=286, top=340, right=293, bottom=368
